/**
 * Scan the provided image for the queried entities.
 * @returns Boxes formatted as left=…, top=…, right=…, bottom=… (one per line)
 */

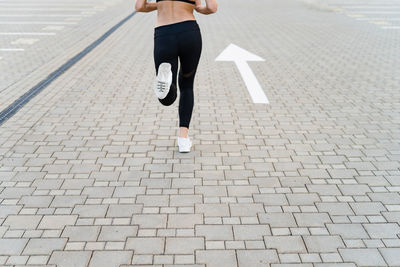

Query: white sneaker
left=177, top=136, right=192, bottom=153
left=154, top=63, right=172, bottom=100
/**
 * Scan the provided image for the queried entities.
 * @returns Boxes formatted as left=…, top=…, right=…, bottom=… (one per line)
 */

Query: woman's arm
left=195, top=0, right=218, bottom=14
left=135, top=0, right=157, bottom=12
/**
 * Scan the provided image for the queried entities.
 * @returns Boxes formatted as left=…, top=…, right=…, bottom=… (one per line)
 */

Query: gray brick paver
left=49, top=251, right=92, bottom=267
left=22, top=238, right=67, bottom=255
left=339, top=248, right=387, bottom=266
left=88, top=251, right=132, bottom=267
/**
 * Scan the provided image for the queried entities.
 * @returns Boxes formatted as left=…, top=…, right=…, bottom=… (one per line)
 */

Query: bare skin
left=135, top=0, right=218, bottom=138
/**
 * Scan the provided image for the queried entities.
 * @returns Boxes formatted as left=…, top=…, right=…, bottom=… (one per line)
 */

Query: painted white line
left=356, top=17, right=400, bottom=20
left=0, top=32, right=55, bottom=35
left=0, top=8, right=99, bottom=11
left=216, top=44, right=269, bottom=104
left=11, top=38, right=39, bottom=45
left=382, top=26, right=400, bottom=29
left=0, top=21, right=77, bottom=25
left=370, top=21, right=391, bottom=25
left=42, top=26, right=64, bottom=31
left=0, top=48, right=24, bottom=51
left=0, top=3, right=101, bottom=6
left=64, top=17, right=81, bottom=21
left=42, top=26, right=65, bottom=31
left=344, top=6, right=400, bottom=9
left=0, top=14, right=88, bottom=17
left=338, top=2, right=400, bottom=5
left=355, top=11, right=400, bottom=14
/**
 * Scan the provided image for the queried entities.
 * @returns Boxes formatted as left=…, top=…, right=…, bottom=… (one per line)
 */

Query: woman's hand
left=194, top=0, right=217, bottom=14
left=135, top=0, right=157, bottom=12
left=195, top=5, right=207, bottom=14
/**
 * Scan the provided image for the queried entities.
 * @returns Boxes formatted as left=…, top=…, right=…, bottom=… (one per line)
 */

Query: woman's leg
left=154, top=34, right=179, bottom=106
left=177, top=29, right=202, bottom=132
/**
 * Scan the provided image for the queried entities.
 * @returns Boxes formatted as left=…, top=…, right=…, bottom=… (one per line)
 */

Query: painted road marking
left=0, top=14, right=88, bottom=17
left=0, top=32, right=55, bottom=35
left=382, top=26, right=400, bottom=29
left=0, top=48, right=24, bottom=51
left=0, top=8, right=100, bottom=11
left=64, top=17, right=81, bottom=21
left=216, top=44, right=269, bottom=104
left=0, top=3, right=101, bottom=6
left=0, top=21, right=77, bottom=25
left=42, top=26, right=65, bottom=31
left=11, top=38, right=39, bottom=45
left=356, top=18, right=400, bottom=21
left=0, top=11, right=137, bottom=125
left=347, top=14, right=365, bottom=18
left=355, top=11, right=400, bottom=14
left=81, top=11, right=96, bottom=15
left=344, top=6, right=400, bottom=9
left=370, top=21, right=391, bottom=25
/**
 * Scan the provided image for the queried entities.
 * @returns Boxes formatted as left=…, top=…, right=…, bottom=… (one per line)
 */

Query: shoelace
left=157, top=81, right=167, bottom=93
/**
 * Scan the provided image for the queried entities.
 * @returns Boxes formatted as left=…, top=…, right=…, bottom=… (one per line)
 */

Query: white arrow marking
left=216, top=43, right=269, bottom=104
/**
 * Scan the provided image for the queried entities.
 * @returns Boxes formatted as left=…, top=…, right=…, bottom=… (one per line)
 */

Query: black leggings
left=154, top=20, right=202, bottom=129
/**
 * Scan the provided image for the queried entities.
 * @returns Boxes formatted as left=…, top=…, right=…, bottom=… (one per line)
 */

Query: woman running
left=135, top=0, right=218, bottom=152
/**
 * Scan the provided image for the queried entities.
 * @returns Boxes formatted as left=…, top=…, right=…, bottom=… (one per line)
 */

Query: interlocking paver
left=234, top=225, right=271, bottom=240
left=253, top=193, right=288, bottom=205
left=0, top=239, right=28, bottom=255
left=230, top=203, right=264, bottom=216
left=326, top=223, right=368, bottom=239
left=379, top=248, right=400, bottom=266
left=88, top=251, right=132, bottom=267
left=363, top=223, right=400, bottom=238
left=196, top=225, right=233, bottom=240
left=61, top=226, right=100, bottom=241
left=126, top=237, right=164, bottom=254
left=73, top=204, right=108, bottom=218
left=264, top=236, right=306, bottom=253
left=294, top=213, right=332, bottom=227
left=350, top=202, right=386, bottom=215
left=258, top=213, right=297, bottom=227
left=195, top=203, right=230, bottom=216
left=50, top=196, right=87, bottom=208
left=339, top=248, right=387, bottom=266
left=196, top=250, right=237, bottom=267
left=3, top=215, right=42, bottom=229
left=165, top=237, right=204, bottom=254
left=303, top=236, right=345, bottom=253
left=287, top=193, right=321, bottom=205
left=37, top=215, right=78, bottom=229
left=132, top=214, right=167, bottom=228
left=48, top=251, right=92, bottom=267
left=98, top=225, right=138, bottom=241
left=22, top=238, right=67, bottom=255
left=316, top=203, right=354, bottom=216
left=168, top=214, right=203, bottom=228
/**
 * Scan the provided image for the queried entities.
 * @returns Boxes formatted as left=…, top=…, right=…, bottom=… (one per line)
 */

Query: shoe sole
left=154, top=63, right=172, bottom=100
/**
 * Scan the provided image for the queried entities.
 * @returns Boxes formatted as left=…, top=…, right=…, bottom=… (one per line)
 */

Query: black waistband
left=157, top=0, right=195, bottom=4
left=154, top=20, right=199, bottom=38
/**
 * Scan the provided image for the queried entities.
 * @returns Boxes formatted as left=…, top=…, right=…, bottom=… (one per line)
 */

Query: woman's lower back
left=156, top=1, right=196, bottom=27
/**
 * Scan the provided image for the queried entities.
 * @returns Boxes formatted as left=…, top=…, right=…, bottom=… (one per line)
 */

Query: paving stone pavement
left=0, top=0, right=400, bottom=266
left=0, top=0, right=129, bottom=111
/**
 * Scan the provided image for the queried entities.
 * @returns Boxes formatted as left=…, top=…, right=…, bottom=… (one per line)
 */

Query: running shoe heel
left=177, top=136, right=192, bottom=153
